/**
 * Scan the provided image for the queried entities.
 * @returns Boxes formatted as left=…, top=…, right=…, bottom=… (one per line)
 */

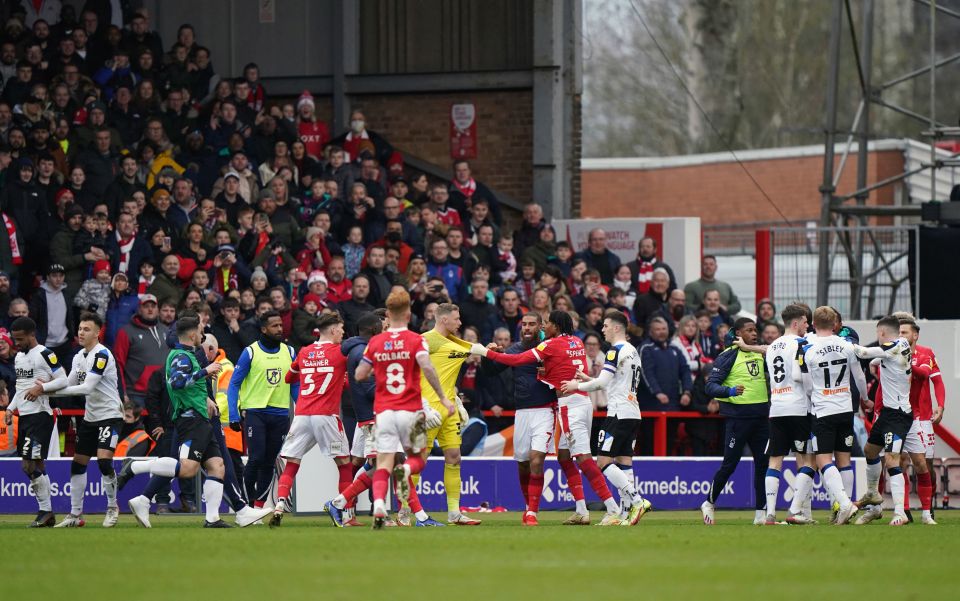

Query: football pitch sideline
left=3, top=510, right=956, bottom=600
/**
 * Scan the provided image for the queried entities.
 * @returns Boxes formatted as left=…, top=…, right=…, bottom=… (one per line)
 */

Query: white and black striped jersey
left=46, top=343, right=123, bottom=422
left=766, top=335, right=808, bottom=417
left=855, top=337, right=912, bottom=414
left=802, top=335, right=867, bottom=418
left=8, top=345, right=63, bottom=416
left=601, top=341, right=642, bottom=420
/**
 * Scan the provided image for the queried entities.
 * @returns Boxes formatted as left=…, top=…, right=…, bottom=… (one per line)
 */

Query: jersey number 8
left=385, top=362, right=406, bottom=394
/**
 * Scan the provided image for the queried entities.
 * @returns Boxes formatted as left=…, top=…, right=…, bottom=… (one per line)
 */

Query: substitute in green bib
left=226, top=310, right=297, bottom=508
left=701, top=317, right=770, bottom=525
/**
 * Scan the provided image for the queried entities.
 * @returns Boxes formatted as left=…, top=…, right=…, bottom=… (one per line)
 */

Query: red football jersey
left=532, top=334, right=588, bottom=390
left=289, top=341, right=347, bottom=416
left=909, top=344, right=939, bottom=421
left=487, top=334, right=588, bottom=394
left=362, top=328, right=429, bottom=413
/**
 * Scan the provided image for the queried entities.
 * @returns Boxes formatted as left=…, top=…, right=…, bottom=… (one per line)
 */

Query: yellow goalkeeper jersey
left=420, top=329, right=472, bottom=407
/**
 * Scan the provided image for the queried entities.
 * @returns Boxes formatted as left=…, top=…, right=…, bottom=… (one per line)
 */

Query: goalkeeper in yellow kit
left=416, top=302, right=482, bottom=525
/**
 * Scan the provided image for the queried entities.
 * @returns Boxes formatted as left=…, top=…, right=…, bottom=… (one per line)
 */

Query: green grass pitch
left=3, top=510, right=957, bottom=600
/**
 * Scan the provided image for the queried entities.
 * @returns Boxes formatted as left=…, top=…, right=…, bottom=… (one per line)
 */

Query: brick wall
left=581, top=150, right=904, bottom=226
left=347, top=90, right=534, bottom=203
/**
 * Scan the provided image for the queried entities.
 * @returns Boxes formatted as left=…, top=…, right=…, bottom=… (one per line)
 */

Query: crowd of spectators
left=0, top=4, right=765, bottom=458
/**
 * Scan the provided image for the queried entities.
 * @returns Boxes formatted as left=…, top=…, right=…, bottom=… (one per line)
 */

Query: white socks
left=840, top=466, right=854, bottom=501
left=764, top=468, right=780, bottom=516
left=888, top=468, right=906, bottom=516
left=203, top=477, right=224, bottom=522
left=603, top=463, right=640, bottom=505
left=414, top=510, right=429, bottom=521
left=603, top=497, right=619, bottom=514
left=102, top=473, right=118, bottom=508
left=866, top=458, right=882, bottom=494
left=575, top=499, right=588, bottom=516
left=821, top=464, right=851, bottom=510
left=789, top=467, right=815, bottom=516
left=131, top=457, right=179, bottom=478
left=70, top=472, right=87, bottom=515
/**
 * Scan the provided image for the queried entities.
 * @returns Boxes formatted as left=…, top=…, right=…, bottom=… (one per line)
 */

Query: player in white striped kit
left=42, top=313, right=125, bottom=528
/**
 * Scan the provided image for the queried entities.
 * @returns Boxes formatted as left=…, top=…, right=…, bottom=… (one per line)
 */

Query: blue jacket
left=342, top=335, right=375, bottom=423
left=104, top=291, right=140, bottom=347
left=705, top=346, right=770, bottom=418
left=426, top=259, right=464, bottom=302
left=482, top=339, right=555, bottom=410
left=637, top=338, right=693, bottom=410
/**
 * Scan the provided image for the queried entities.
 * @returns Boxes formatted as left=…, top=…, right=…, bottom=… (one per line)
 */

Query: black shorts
left=17, top=412, right=54, bottom=460
left=75, top=418, right=124, bottom=457
left=597, top=417, right=640, bottom=458
left=175, top=414, right=221, bottom=464
left=868, top=408, right=913, bottom=453
left=767, top=415, right=812, bottom=457
left=811, top=412, right=854, bottom=455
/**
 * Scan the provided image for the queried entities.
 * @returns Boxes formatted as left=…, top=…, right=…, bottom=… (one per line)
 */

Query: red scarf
left=635, top=260, right=655, bottom=294
left=116, top=232, right=135, bottom=273
left=138, top=275, right=154, bottom=297
left=452, top=178, right=476, bottom=199
left=3, top=214, right=21, bottom=265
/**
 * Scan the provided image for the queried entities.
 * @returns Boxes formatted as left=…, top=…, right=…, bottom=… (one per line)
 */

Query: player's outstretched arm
left=472, top=344, right=538, bottom=366
left=564, top=369, right=612, bottom=395
left=47, top=372, right=99, bottom=397
left=853, top=344, right=884, bottom=359
left=734, top=337, right=768, bottom=355
left=40, top=363, right=79, bottom=394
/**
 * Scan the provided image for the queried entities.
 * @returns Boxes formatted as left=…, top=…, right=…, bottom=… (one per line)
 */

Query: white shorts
left=350, top=422, right=376, bottom=459
left=903, top=420, right=926, bottom=455
left=920, top=419, right=935, bottom=459
left=513, top=407, right=555, bottom=462
left=557, top=396, right=593, bottom=456
left=280, top=415, right=350, bottom=460
left=375, top=410, right=425, bottom=454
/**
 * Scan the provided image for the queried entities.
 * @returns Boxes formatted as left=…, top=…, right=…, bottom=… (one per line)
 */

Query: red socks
left=276, top=461, right=301, bottom=501
left=407, top=479, right=424, bottom=513
left=372, top=469, right=390, bottom=503
left=405, top=455, right=426, bottom=475
left=904, top=472, right=912, bottom=511
left=254, top=500, right=265, bottom=508
left=917, top=471, right=933, bottom=511
left=559, top=459, right=585, bottom=502
left=578, top=456, right=613, bottom=501
left=344, top=471, right=372, bottom=509
left=337, top=463, right=353, bottom=495
left=519, top=471, right=530, bottom=508
left=528, top=473, right=544, bottom=513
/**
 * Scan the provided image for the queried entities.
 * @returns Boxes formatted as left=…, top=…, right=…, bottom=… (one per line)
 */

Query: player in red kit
left=898, top=318, right=943, bottom=524
left=270, top=313, right=352, bottom=527
left=471, top=310, right=623, bottom=525
left=351, top=290, right=454, bottom=529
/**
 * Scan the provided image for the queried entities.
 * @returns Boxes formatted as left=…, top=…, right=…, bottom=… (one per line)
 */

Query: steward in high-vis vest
left=0, top=412, right=17, bottom=456
left=226, top=310, right=297, bottom=507
left=213, top=348, right=243, bottom=454
left=701, top=317, right=771, bottom=524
